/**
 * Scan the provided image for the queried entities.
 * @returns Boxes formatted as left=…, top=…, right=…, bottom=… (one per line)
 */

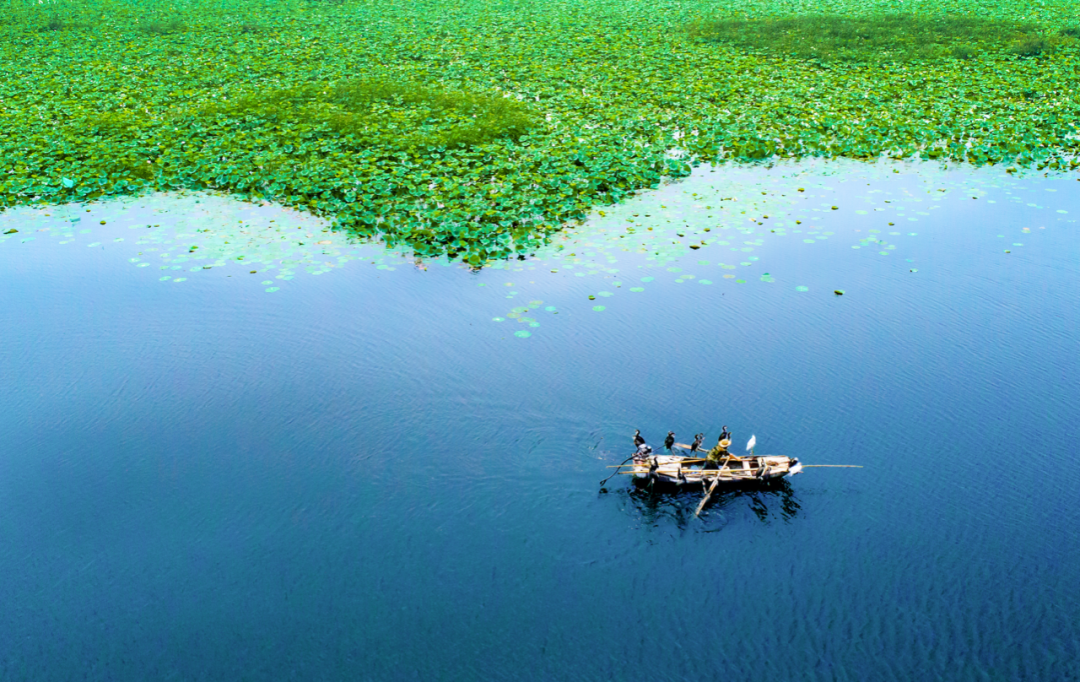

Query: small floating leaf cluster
left=478, top=159, right=1073, bottom=332
left=1, top=0, right=1078, bottom=266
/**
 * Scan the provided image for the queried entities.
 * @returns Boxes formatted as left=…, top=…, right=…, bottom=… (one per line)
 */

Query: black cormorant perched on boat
left=664, top=431, right=675, bottom=451
left=719, top=425, right=731, bottom=442
left=633, top=429, right=645, bottom=447
left=690, top=433, right=704, bottom=454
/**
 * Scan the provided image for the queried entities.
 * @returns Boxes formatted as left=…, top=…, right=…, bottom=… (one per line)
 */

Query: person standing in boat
left=664, top=431, right=675, bottom=451
left=704, top=436, right=730, bottom=469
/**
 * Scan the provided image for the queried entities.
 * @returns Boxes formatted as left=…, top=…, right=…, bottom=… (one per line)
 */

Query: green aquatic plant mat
left=196, top=81, right=538, bottom=149
left=686, top=14, right=1070, bottom=61
left=1, top=0, right=1079, bottom=266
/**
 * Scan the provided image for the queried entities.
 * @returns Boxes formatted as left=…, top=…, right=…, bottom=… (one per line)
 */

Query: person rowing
left=664, top=431, right=675, bottom=451
left=704, top=435, right=731, bottom=470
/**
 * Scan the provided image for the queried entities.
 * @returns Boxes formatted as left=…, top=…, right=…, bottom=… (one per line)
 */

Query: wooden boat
left=628, top=446, right=802, bottom=488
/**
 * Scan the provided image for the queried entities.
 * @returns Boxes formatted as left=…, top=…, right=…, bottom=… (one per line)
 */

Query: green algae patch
left=1, top=0, right=1079, bottom=267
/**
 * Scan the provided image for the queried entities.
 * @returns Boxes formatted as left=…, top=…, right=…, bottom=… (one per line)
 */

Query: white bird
left=746, top=435, right=757, bottom=452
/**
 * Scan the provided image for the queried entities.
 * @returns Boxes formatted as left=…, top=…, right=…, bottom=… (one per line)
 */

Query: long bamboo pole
left=616, top=470, right=757, bottom=476
left=609, top=455, right=750, bottom=466
left=611, top=462, right=863, bottom=468
left=695, top=468, right=725, bottom=516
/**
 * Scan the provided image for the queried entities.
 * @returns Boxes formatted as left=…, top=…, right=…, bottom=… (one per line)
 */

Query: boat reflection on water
left=620, top=479, right=801, bottom=530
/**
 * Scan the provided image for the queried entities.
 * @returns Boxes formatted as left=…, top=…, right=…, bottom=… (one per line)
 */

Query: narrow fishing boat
left=627, top=451, right=803, bottom=487
left=600, top=433, right=859, bottom=516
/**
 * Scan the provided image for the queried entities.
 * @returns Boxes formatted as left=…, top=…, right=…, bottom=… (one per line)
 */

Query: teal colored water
left=1, top=162, right=1078, bottom=680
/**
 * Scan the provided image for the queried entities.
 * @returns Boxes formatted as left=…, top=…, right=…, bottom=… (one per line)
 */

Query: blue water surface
left=1, top=161, right=1078, bottom=681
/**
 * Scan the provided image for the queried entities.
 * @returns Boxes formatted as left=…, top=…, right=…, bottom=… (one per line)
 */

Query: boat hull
left=630, top=454, right=802, bottom=488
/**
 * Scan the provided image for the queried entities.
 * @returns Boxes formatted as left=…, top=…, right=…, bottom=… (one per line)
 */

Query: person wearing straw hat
left=705, top=435, right=731, bottom=468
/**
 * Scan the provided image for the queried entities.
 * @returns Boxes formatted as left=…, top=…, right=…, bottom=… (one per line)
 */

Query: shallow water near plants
left=1, top=160, right=1079, bottom=680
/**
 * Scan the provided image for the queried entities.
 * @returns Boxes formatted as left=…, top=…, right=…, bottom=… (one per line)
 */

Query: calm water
left=1, top=161, right=1078, bottom=680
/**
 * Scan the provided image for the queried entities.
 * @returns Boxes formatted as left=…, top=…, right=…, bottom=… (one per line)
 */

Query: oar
left=695, top=472, right=723, bottom=516
left=673, top=443, right=706, bottom=453
left=801, top=464, right=863, bottom=468
left=599, top=455, right=635, bottom=487
left=607, top=458, right=709, bottom=467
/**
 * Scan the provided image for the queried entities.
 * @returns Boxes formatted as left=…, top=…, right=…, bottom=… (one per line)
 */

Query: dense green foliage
left=687, top=14, right=1071, bottom=61
left=1, top=0, right=1078, bottom=264
left=197, top=80, right=539, bottom=149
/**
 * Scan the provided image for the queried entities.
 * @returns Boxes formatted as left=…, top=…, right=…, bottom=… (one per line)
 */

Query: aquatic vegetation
left=686, top=15, right=1056, bottom=62
left=478, top=158, right=1076, bottom=332
left=196, top=81, right=538, bottom=150
left=1, top=0, right=1078, bottom=265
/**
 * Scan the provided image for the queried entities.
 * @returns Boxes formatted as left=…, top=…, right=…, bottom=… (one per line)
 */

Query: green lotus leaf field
left=1, top=0, right=1077, bottom=264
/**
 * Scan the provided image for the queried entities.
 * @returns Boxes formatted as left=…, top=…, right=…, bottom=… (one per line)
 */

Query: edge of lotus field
left=1, top=0, right=1079, bottom=266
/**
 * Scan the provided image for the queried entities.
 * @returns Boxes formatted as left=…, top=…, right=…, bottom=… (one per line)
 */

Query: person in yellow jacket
left=704, top=437, right=732, bottom=468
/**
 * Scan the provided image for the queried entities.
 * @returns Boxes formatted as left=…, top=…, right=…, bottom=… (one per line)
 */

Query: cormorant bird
left=690, top=433, right=704, bottom=454
left=664, top=431, right=675, bottom=451
left=720, top=425, right=731, bottom=442
left=633, top=429, right=645, bottom=447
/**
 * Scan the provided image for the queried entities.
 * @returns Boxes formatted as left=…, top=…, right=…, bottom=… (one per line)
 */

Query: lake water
left=2, top=160, right=1078, bottom=680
